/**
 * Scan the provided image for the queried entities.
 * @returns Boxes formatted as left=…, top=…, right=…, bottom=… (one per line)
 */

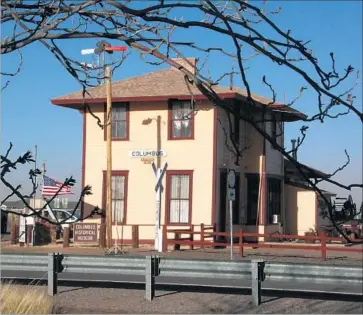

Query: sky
left=1, top=0, right=362, bottom=207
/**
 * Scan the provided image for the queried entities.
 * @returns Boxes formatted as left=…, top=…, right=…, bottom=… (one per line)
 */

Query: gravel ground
left=12, top=285, right=359, bottom=314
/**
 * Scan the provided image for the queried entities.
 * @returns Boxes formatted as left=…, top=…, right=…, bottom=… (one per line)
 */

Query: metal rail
left=1, top=253, right=362, bottom=306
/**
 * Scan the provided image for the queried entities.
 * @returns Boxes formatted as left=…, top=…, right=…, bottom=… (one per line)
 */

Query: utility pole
left=106, top=66, right=113, bottom=249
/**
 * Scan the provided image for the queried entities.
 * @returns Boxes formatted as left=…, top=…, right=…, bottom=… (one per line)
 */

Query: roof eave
left=51, top=92, right=240, bottom=109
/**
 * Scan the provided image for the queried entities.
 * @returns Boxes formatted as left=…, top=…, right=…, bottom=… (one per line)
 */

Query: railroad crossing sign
left=152, top=162, right=168, bottom=192
left=152, top=162, right=168, bottom=252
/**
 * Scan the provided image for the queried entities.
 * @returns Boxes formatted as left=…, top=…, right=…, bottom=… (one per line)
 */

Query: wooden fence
left=162, top=224, right=363, bottom=262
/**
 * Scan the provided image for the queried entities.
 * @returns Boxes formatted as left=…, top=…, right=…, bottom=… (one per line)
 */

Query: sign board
left=129, top=150, right=167, bottom=158
left=141, top=157, right=154, bottom=164
left=227, top=169, right=236, bottom=188
left=227, top=188, right=236, bottom=201
left=73, top=223, right=98, bottom=243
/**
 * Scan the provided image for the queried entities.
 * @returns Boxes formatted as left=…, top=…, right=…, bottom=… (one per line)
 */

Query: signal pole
left=81, top=42, right=127, bottom=251
left=106, top=65, right=113, bottom=249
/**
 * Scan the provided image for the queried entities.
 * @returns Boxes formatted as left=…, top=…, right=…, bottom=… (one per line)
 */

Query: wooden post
left=63, top=226, right=70, bottom=248
left=321, top=232, right=326, bottom=262
left=132, top=225, right=139, bottom=248
left=201, top=223, right=205, bottom=249
left=10, top=224, right=16, bottom=244
left=190, top=225, right=194, bottom=250
left=27, top=225, right=33, bottom=247
left=51, top=226, right=57, bottom=244
left=106, top=66, right=113, bottom=249
left=239, top=229, right=244, bottom=257
left=99, top=224, right=106, bottom=248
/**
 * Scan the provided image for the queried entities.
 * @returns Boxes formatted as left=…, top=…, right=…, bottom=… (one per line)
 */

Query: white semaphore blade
left=81, top=48, right=95, bottom=55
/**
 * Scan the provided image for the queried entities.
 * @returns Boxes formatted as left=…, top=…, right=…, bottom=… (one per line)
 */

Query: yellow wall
left=83, top=100, right=214, bottom=240
left=284, top=184, right=316, bottom=235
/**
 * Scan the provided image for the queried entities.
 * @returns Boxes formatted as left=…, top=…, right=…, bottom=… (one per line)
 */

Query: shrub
left=0, top=282, right=53, bottom=314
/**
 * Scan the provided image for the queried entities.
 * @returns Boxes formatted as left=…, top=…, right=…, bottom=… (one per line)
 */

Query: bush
left=0, top=282, right=53, bottom=314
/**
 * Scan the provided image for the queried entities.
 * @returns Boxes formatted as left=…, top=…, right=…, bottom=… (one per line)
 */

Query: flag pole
left=33, top=145, right=38, bottom=209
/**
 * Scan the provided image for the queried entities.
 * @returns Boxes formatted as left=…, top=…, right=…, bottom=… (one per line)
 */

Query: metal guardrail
left=264, top=261, right=363, bottom=284
left=1, top=253, right=48, bottom=272
left=62, top=255, right=145, bottom=275
left=1, top=253, right=362, bottom=306
left=159, top=257, right=251, bottom=280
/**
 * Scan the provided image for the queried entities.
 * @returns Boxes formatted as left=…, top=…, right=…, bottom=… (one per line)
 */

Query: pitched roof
left=284, top=158, right=329, bottom=179
left=51, top=67, right=306, bottom=121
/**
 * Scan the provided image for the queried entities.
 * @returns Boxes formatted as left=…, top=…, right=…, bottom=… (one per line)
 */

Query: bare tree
left=1, top=0, right=362, bottom=241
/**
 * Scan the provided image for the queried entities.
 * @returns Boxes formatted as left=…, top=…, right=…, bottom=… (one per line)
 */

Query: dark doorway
left=247, top=174, right=259, bottom=225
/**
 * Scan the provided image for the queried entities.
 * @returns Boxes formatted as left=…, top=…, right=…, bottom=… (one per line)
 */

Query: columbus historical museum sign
left=73, top=223, right=98, bottom=243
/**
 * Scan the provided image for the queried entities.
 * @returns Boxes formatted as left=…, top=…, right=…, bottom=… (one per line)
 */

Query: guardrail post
left=145, top=256, right=158, bottom=301
left=251, top=260, right=265, bottom=307
left=321, top=232, right=327, bottom=261
left=47, top=253, right=57, bottom=296
left=239, top=229, right=244, bottom=257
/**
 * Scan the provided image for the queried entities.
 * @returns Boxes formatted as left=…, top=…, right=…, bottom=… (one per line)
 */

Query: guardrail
left=1, top=253, right=362, bottom=306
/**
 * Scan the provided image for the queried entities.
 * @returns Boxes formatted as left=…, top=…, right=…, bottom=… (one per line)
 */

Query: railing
left=7, top=222, right=362, bottom=262
left=1, top=253, right=362, bottom=307
left=162, top=226, right=363, bottom=261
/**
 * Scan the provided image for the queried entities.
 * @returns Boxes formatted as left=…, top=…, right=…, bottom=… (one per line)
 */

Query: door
left=247, top=174, right=259, bottom=225
left=218, top=171, right=227, bottom=243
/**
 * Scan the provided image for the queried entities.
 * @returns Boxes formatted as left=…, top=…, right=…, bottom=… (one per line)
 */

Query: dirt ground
left=7, top=284, right=363, bottom=314
left=2, top=242, right=363, bottom=265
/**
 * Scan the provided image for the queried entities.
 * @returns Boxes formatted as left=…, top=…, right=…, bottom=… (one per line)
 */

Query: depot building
left=51, top=58, right=334, bottom=244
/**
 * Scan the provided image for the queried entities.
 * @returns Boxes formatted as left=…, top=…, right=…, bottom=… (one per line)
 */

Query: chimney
left=171, top=57, right=197, bottom=74
left=291, top=139, right=297, bottom=160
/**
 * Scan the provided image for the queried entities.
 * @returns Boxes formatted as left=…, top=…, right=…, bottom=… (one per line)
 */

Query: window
left=166, top=171, right=193, bottom=224
left=271, top=115, right=282, bottom=149
left=168, top=100, right=194, bottom=139
left=104, top=103, right=129, bottom=140
left=267, top=178, right=281, bottom=224
left=271, top=117, right=277, bottom=143
left=246, top=174, right=259, bottom=225
left=51, top=198, right=60, bottom=209
left=103, top=171, right=128, bottom=224
left=232, top=173, right=240, bottom=224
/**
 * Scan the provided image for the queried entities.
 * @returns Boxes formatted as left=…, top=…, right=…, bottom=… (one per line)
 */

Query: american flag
left=41, top=175, right=73, bottom=196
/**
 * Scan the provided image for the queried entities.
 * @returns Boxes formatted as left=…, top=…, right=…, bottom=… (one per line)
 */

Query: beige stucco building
left=52, top=58, right=333, bottom=244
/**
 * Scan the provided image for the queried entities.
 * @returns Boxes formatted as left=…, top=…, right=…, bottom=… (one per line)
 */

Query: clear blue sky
left=1, top=1, right=362, bottom=205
